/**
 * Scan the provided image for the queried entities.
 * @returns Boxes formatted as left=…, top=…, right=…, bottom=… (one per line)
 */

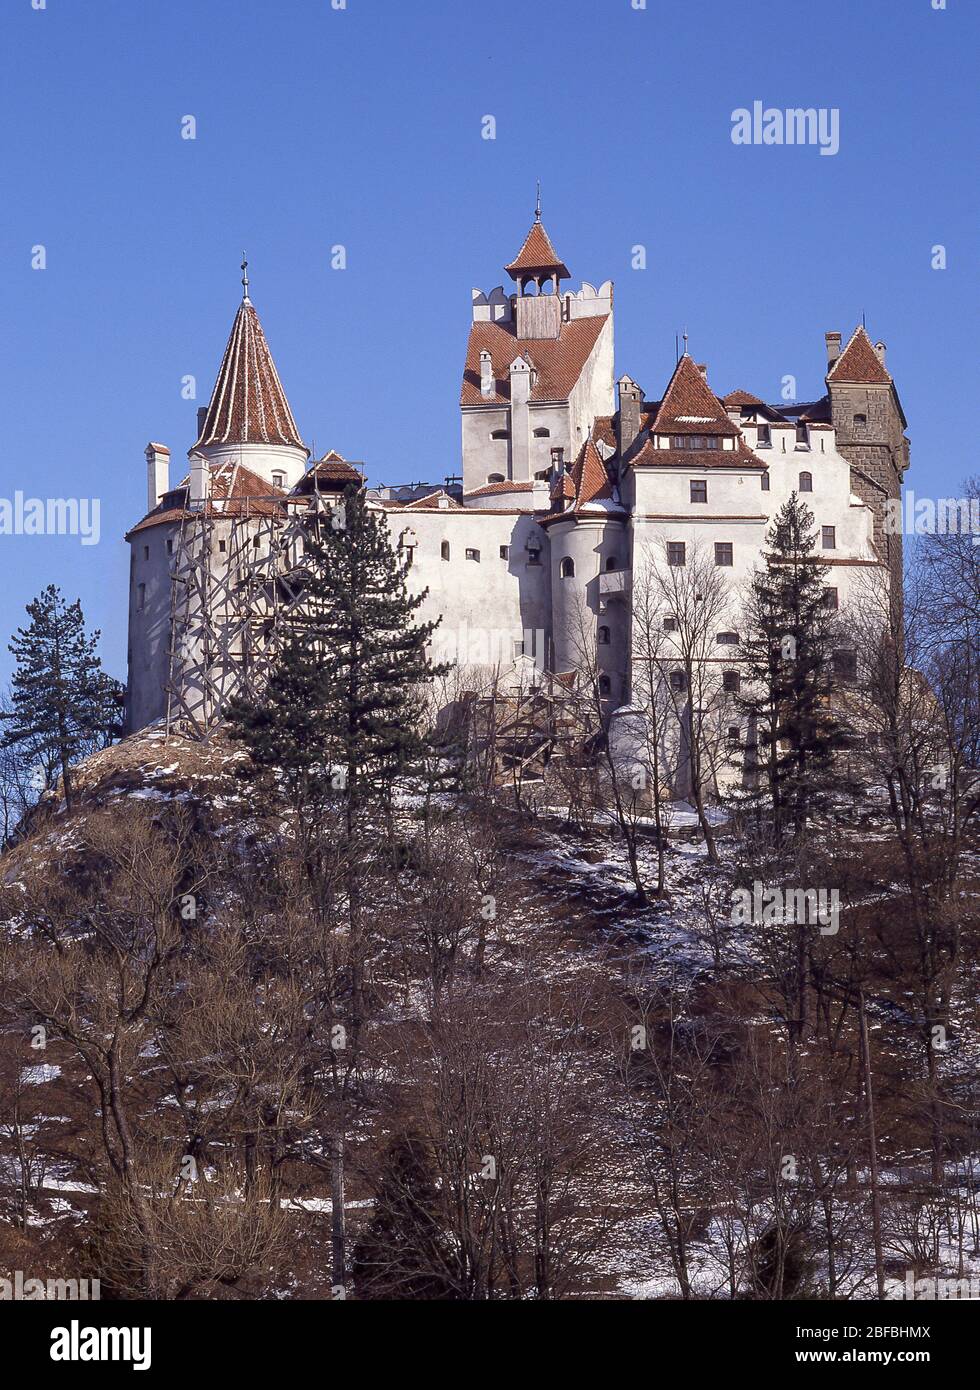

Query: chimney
left=189, top=452, right=211, bottom=507
left=874, top=340, right=887, bottom=368
left=825, top=332, right=842, bottom=367
left=550, top=445, right=565, bottom=475
left=479, top=349, right=494, bottom=399
left=144, top=442, right=170, bottom=512
left=696, top=362, right=708, bottom=380
left=617, top=376, right=642, bottom=456
left=196, top=406, right=209, bottom=437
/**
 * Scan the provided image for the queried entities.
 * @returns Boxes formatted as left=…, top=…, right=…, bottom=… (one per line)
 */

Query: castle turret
left=191, top=256, right=308, bottom=489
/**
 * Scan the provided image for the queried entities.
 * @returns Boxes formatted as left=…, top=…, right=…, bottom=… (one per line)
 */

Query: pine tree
left=1, top=585, right=123, bottom=810
left=351, top=1133, right=455, bottom=1299
left=738, top=493, right=851, bottom=841
left=229, top=484, right=449, bottom=824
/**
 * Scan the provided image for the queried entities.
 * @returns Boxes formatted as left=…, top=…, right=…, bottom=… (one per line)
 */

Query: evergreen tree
left=1, top=585, right=123, bottom=810
left=228, top=483, right=449, bottom=825
left=738, top=493, right=851, bottom=840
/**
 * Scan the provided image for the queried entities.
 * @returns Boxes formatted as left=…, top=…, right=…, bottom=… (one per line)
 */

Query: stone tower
left=825, top=325, right=909, bottom=600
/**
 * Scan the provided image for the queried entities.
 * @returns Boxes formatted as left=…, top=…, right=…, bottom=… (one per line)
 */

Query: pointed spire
left=826, top=324, right=892, bottom=385
left=505, top=209, right=570, bottom=283
left=194, top=292, right=306, bottom=450
left=651, top=354, right=738, bottom=438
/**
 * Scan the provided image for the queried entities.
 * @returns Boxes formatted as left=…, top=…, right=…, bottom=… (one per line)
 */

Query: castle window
left=534, top=469, right=550, bottom=480
left=491, top=430, right=509, bottom=441
left=512, top=638, right=525, bottom=660
left=167, top=539, right=174, bottom=555
left=598, top=675, right=612, bottom=696
left=822, top=525, right=836, bottom=550
left=142, top=545, right=149, bottom=560
left=761, top=473, right=771, bottom=491
left=136, top=583, right=146, bottom=612
left=533, top=427, right=551, bottom=438
left=673, top=435, right=720, bottom=450
left=499, top=545, right=510, bottom=560
left=527, top=548, right=541, bottom=566
left=560, top=557, right=575, bottom=579
left=756, top=424, right=771, bottom=448
left=597, top=625, right=610, bottom=646
left=670, top=670, right=687, bottom=694
left=727, top=725, right=742, bottom=747
left=799, top=471, right=813, bottom=492
left=466, top=548, right=481, bottom=562
left=824, top=587, right=839, bottom=610
left=663, top=616, right=678, bottom=632
left=690, top=480, right=708, bottom=503
left=253, top=535, right=260, bottom=549
left=716, top=631, right=740, bottom=646
left=795, top=425, right=810, bottom=449
left=667, top=542, right=686, bottom=567
left=218, top=539, right=227, bottom=553
left=605, top=556, right=618, bottom=571
left=853, top=413, right=867, bottom=427
left=441, top=541, right=451, bottom=561
left=714, top=542, right=733, bottom=567
left=272, top=471, right=286, bottom=489
left=487, top=473, right=505, bottom=484
left=723, top=670, right=741, bottom=694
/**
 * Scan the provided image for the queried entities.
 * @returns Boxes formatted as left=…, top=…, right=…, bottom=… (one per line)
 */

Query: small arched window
left=491, top=430, right=509, bottom=441
left=605, top=556, right=618, bottom=571
left=533, top=427, right=551, bottom=438
left=560, top=557, right=575, bottom=579
left=487, top=473, right=505, bottom=484
left=441, top=541, right=450, bottom=561
left=799, top=471, right=813, bottom=492
left=598, top=675, right=611, bottom=696
left=597, top=625, right=610, bottom=645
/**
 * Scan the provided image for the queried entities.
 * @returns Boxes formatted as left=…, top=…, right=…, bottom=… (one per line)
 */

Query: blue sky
left=0, top=0, right=976, bottom=681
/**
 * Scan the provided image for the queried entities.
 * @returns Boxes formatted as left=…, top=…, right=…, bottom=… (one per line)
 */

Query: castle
left=125, top=210, right=909, bottom=782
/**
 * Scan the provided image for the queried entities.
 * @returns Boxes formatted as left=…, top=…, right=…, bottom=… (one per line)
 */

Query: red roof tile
left=464, top=480, right=534, bottom=498
left=126, top=461, right=287, bottom=536
left=194, top=299, right=306, bottom=450
left=722, top=389, right=765, bottom=407
left=650, top=355, right=739, bottom=437
left=461, top=315, right=608, bottom=406
left=827, top=326, right=891, bottom=385
left=504, top=220, right=570, bottom=279
left=571, top=438, right=616, bottom=508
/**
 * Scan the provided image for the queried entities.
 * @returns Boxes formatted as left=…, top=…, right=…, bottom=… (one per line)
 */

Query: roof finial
left=682, top=329, right=689, bottom=356
left=241, top=252, right=250, bottom=303
left=535, top=180, right=542, bottom=222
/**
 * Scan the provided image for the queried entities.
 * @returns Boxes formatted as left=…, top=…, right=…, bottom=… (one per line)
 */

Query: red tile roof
left=827, top=326, right=892, bottom=385
left=464, top=480, right=534, bottom=498
left=194, top=299, right=306, bottom=449
left=650, top=355, right=739, bottom=437
left=461, top=315, right=608, bottom=406
left=293, top=454, right=364, bottom=491
left=722, top=389, right=765, bottom=407
left=126, top=461, right=287, bottom=536
left=626, top=438, right=768, bottom=471
left=504, top=220, right=570, bottom=279
left=571, top=438, right=616, bottom=508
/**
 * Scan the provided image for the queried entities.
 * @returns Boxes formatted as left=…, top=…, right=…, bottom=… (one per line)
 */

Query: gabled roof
left=194, top=298, right=306, bottom=450
left=126, top=461, right=286, bottom=536
left=464, top=480, right=534, bottom=498
left=570, top=438, right=616, bottom=508
left=461, top=315, right=608, bottom=406
left=827, top=326, right=891, bottom=385
left=722, top=389, right=765, bottom=407
left=504, top=219, right=570, bottom=280
left=293, top=452, right=364, bottom=493
left=650, top=355, right=739, bottom=437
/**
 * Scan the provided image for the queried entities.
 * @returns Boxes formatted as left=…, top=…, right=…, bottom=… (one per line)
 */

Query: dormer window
left=756, top=424, right=771, bottom=448
left=795, top=425, right=810, bottom=449
left=672, top=435, right=720, bottom=450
